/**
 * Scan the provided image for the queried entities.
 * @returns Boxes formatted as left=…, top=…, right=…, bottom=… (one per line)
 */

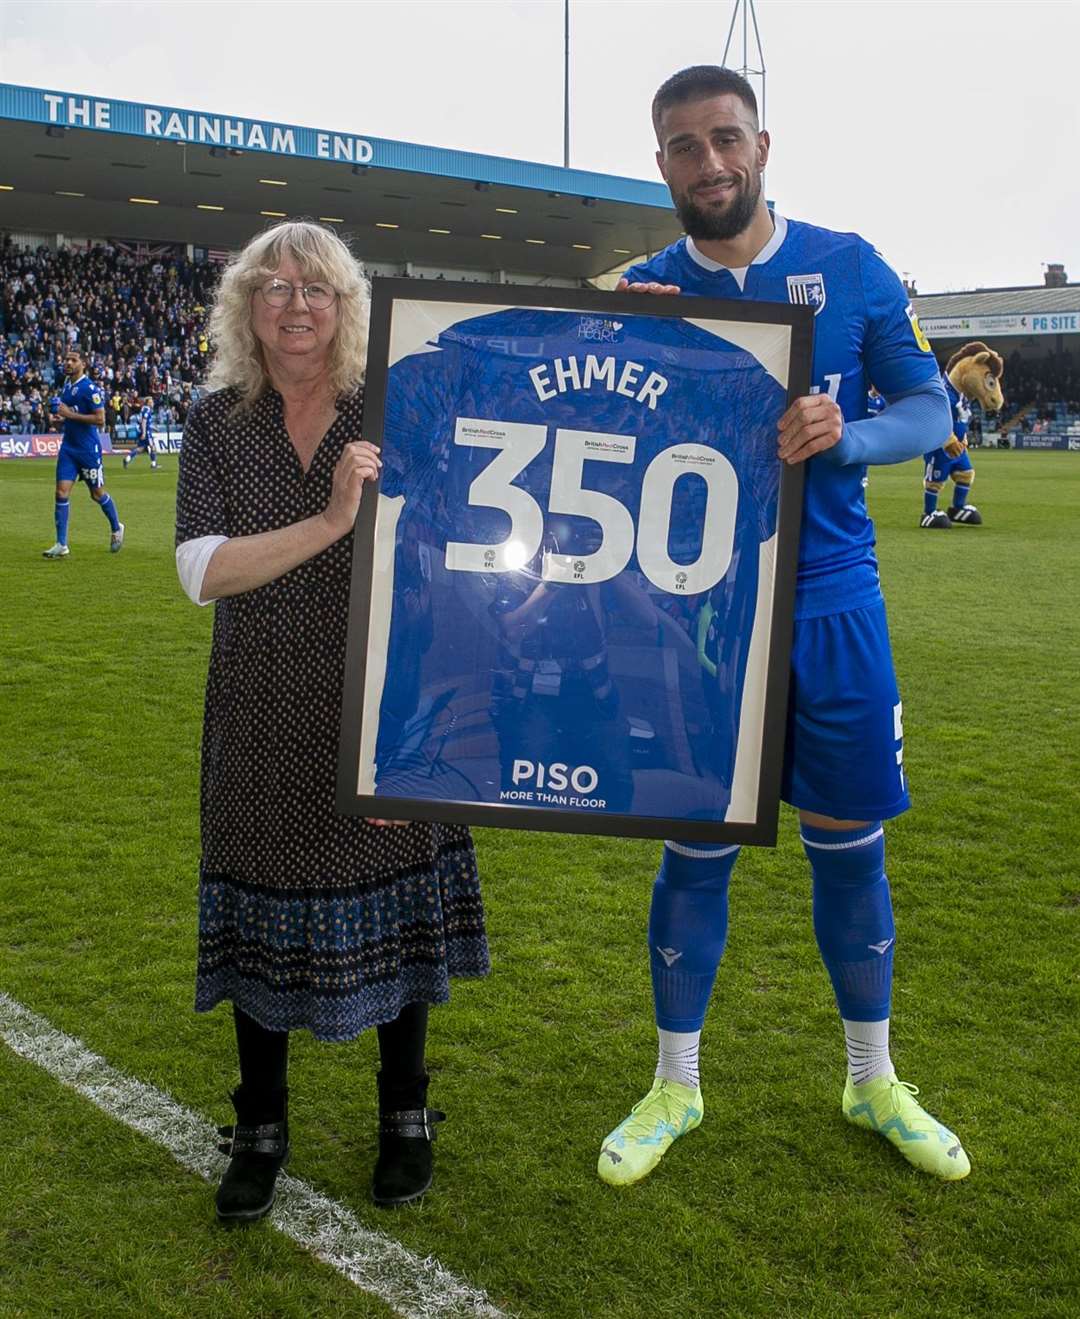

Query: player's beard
left=674, top=171, right=762, bottom=243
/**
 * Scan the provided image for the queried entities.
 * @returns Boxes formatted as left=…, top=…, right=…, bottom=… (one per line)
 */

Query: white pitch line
left=0, top=992, right=508, bottom=1319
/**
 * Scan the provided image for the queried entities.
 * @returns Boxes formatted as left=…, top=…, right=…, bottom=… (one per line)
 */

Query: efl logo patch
left=905, top=304, right=933, bottom=353
left=786, top=273, right=826, bottom=315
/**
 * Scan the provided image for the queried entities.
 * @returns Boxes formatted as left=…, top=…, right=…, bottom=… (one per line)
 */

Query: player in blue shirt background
left=596, top=66, right=970, bottom=1187
left=123, top=395, right=160, bottom=471
left=43, top=347, right=124, bottom=558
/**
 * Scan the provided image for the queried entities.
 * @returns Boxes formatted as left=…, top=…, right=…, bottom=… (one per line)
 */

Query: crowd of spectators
left=994, top=349, right=1080, bottom=428
left=0, top=236, right=217, bottom=436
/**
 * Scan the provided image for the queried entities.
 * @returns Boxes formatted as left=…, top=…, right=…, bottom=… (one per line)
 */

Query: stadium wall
left=1009, top=435, right=1080, bottom=451
left=5, top=230, right=54, bottom=248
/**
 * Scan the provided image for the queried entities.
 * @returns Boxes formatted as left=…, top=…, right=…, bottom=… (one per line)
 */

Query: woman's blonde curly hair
left=206, top=220, right=370, bottom=408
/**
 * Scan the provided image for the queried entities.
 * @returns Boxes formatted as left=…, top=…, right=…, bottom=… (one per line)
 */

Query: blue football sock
left=649, top=840, right=739, bottom=1032
left=951, top=483, right=969, bottom=509
left=802, top=822, right=894, bottom=1022
left=97, top=493, right=121, bottom=533
left=54, top=498, right=70, bottom=545
left=923, top=489, right=939, bottom=516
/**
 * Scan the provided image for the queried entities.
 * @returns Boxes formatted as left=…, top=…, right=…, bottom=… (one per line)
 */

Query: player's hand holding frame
left=776, top=394, right=844, bottom=465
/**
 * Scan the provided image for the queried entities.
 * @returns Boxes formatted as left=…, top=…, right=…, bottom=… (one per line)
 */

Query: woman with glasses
left=175, top=221, right=489, bottom=1221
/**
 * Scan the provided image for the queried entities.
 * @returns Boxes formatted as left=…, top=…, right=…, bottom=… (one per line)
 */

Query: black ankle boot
left=215, top=1085, right=289, bottom=1223
left=373, top=1071, right=445, bottom=1207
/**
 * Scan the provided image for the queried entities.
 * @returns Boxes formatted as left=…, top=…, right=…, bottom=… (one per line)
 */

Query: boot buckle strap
left=216, top=1121, right=288, bottom=1158
left=379, top=1107, right=446, bottom=1141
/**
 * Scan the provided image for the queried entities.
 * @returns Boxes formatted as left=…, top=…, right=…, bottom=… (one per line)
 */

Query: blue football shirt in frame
left=360, top=301, right=792, bottom=825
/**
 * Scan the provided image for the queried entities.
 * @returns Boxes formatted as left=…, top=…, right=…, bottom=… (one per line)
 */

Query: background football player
left=43, top=347, right=124, bottom=558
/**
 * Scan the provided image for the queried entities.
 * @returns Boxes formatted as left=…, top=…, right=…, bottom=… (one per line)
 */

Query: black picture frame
left=337, top=278, right=813, bottom=845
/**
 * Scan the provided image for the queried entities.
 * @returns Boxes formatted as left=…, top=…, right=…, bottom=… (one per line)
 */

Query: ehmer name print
left=528, top=355, right=669, bottom=410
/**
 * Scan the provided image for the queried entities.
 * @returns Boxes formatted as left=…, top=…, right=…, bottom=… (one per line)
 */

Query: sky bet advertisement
left=339, top=286, right=807, bottom=842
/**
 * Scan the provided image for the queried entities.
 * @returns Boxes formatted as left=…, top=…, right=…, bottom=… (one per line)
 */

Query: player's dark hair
left=652, top=66, right=758, bottom=140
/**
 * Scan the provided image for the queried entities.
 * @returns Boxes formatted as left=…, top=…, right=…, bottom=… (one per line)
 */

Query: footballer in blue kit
left=596, top=66, right=971, bottom=1187
left=375, top=306, right=786, bottom=823
left=123, top=396, right=160, bottom=470
left=43, top=347, right=124, bottom=558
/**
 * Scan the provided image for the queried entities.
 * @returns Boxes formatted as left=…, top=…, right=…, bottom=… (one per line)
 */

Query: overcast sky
left=1, top=0, right=1077, bottom=293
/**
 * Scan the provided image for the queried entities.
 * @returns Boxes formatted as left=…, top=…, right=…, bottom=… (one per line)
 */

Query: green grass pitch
left=1, top=451, right=1078, bottom=1318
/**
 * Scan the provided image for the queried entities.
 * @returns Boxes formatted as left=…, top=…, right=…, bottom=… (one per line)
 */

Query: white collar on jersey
left=685, top=212, right=789, bottom=291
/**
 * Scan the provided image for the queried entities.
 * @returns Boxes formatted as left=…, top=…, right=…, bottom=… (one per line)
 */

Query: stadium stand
left=996, top=350, right=1080, bottom=434
left=0, top=232, right=592, bottom=444
left=914, top=281, right=1080, bottom=449
left=0, top=235, right=213, bottom=438
left=961, top=352, right=1080, bottom=447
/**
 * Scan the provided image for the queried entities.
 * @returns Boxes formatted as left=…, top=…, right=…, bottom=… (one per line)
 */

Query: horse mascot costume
left=921, top=341, right=1005, bottom=527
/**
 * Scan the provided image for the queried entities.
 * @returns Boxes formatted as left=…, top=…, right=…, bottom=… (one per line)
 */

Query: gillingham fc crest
left=787, top=273, right=826, bottom=315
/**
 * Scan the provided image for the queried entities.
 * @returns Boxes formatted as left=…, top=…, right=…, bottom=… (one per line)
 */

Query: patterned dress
left=175, top=386, right=489, bottom=1041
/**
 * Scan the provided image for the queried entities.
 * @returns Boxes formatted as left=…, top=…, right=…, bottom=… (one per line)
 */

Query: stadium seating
left=0, top=235, right=214, bottom=438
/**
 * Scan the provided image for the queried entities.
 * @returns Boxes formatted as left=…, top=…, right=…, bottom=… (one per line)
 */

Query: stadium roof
left=913, top=283, right=1080, bottom=342
left=913, top=284, right=1080, bottom=318
left=0, top=83, right=681, bottom=280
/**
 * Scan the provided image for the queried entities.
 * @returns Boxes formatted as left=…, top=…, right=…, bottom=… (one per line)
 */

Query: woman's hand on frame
left=323, top=440, right=382, bottom=539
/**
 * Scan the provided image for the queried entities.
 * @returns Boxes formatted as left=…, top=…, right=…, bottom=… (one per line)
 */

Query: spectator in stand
left=108, top=388, right=123, bottom=433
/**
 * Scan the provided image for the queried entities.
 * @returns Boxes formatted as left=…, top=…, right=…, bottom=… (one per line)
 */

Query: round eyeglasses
left=258, top=278, right=337, bottom=310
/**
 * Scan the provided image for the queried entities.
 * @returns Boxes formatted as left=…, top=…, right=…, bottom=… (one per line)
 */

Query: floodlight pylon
left=722, top=0, right=767, bottom=131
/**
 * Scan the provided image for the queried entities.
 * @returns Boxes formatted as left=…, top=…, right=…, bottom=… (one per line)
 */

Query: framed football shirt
left=338, top=280, right=812, bottom=844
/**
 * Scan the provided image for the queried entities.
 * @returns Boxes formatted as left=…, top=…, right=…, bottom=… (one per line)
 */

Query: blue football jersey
left=60, top=375, right=104, bottom=449
left=370, top=305, right=789, bottom=821
left=623, top=214, right=940, bottom=618
left=140, top=405, right=155, bottom=441
left=942, top=373, right=969, bottom=443
left=922, top=372, right=970, bottom=468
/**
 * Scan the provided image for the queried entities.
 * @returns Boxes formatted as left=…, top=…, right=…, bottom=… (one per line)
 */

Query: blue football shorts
left=56, top=442, right=105, bottom=490
left=923, top=447, right=973, bottom=484
left=781, top=600, right=909, bottom=821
